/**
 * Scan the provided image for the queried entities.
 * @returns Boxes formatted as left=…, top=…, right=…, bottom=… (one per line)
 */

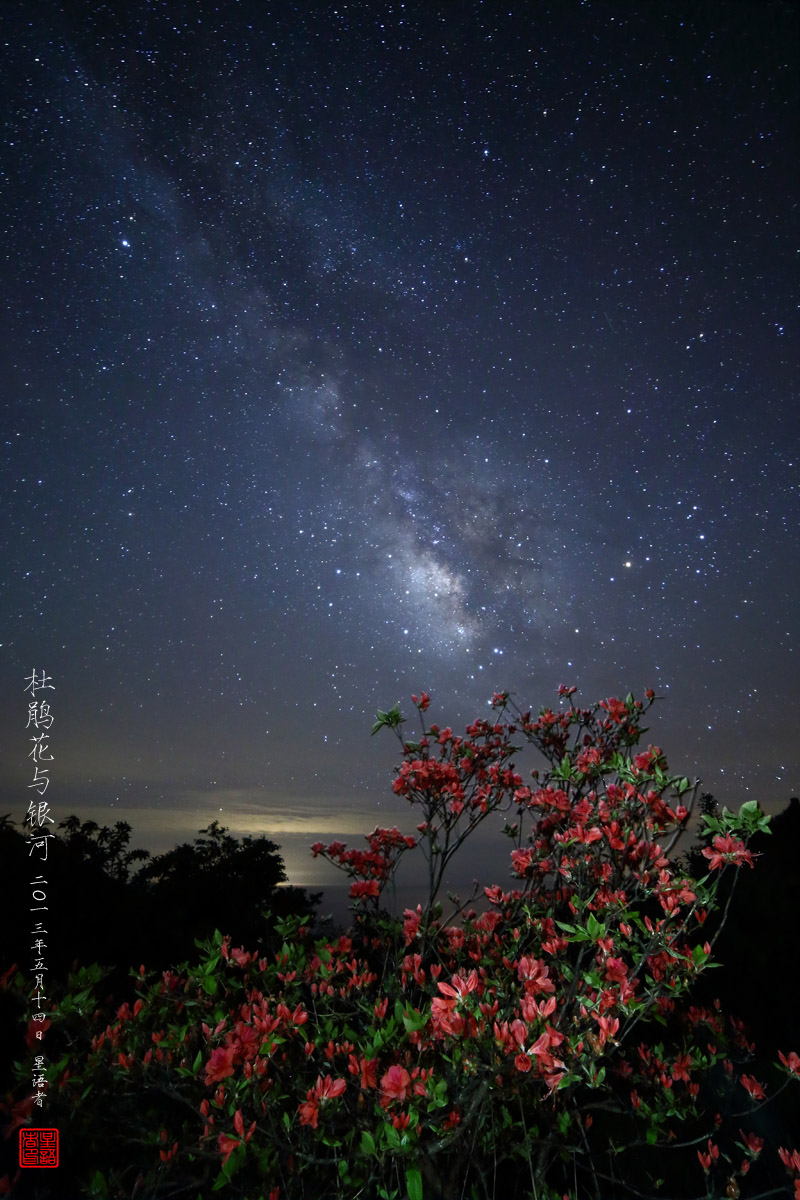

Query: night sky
left=2, top=1, right=798, bottom=919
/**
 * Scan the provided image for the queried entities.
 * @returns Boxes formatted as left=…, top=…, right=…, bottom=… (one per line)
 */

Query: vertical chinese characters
left=24, top=669, right=55, bottom=1108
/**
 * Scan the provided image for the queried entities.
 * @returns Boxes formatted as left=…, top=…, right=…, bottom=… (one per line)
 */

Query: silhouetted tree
left=57, top=814, right=151, bottom=882
left=131, top=820, right=322, bottom=964
left=0, top=812, right=323, bottom=1120
left=0, top=815, right=141, bottom=987
left=0, top=814, right=321, bottom=988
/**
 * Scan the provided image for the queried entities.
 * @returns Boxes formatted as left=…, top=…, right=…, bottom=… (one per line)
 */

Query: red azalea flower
left=672, top=1053, right=693, bottom=1083
left=298, top=1097, right=319, bottom=1129
left=431, top=996, right=465, bottom=1037
left=218, top=1133, right=242, bottom=1164
left=701, top=834, right=754, bottom=870
left=349, top=879, right=380, bottom=899
left=740, top=1074, right=766, bottom=1100
left=633, top=746, right=664, bottom=772
left=205, top=1045, right=235, bottom=1085
left=593, top=1013, right=619, bottom=1047
left=739, top=1129, right=764, bottom=1157
left=403, top=905, right=422, bottom=942
left=298, top=1074, right=346, bottom=1128
left=510, top=847, right=534, bottom=876
left=604, top=957, right=628, bottom=984
left=779, top=1050, right=800, bottom=1077
left=380, top=1064, right=411, bottom=1104
left=698, top=1139, right=720, bottom=1171
left=348, top=1053, right=378, bottom=1090
left=778, top=1147, right=800, bottom=1173
left=516, top=956, right=555, bottom=994
left=437, top=969, right=479, bottom=1001
left=578, top=746, right=604, bottom=774
left=315, top=1075, right=347, bottom=1102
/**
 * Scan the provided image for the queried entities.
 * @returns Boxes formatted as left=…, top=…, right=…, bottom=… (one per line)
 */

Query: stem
left=518, top=1092, right=538, bottom=1199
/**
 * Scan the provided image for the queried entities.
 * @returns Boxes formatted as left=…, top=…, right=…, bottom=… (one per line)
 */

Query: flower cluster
left=3, top=687, right=794, bottom=1200
left=311, top=826, right=417, bottom=899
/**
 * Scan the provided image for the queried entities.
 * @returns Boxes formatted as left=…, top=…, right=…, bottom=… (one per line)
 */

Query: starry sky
left=2, top=1, right=798, bottom=922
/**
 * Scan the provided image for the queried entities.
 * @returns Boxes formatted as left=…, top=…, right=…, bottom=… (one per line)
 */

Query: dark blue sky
left=1, top=1, right=797, bottom=908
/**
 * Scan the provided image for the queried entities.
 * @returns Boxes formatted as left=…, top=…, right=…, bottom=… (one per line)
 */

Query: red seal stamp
left=19, top=1127, right=59, bottom=1168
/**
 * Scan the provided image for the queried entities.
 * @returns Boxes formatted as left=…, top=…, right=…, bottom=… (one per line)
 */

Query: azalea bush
left=3, top=687, right=799, bottom=1199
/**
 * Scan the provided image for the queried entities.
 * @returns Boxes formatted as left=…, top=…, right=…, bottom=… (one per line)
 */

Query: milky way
left=1, top=2, right=798, bottom=894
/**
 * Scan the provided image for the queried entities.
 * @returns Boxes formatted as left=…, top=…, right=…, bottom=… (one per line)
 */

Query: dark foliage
left=682, top=796, right=800, bottom=1058
left=0, top=813, right=321, bottom=1005
left=130, top=818, right=324, bottom=966
left=1, top=813, right=325, bottom=1194
left=2, top=801, right=799, bottom=1198
left=680, top=796, right=800, bottom=1165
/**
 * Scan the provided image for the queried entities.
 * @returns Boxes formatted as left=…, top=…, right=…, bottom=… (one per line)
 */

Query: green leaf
left=384, top=1122, right=402, bottom=1149
left=586, top=912, right=606, bottom=941
left=89, top=1170, right=109, bottom=1198
left=371, top=704, right=405, bottom=735
left=738, top=799, right=771, bottom=834
left=399, top=1004, right=427, bottom=1032
left=406, top=1165, right=423, bottom=1200
left=201, top=974, right=218, bottom=995
left=555, top=754, right=575, bottom=781
left=360, top=1129, right=376, bottom=1156
left=214, top=1142, right=246, bottom=1187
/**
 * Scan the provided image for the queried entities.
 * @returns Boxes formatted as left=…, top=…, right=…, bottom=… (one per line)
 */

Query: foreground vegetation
left=2, top=689, right=798, bottom=1198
